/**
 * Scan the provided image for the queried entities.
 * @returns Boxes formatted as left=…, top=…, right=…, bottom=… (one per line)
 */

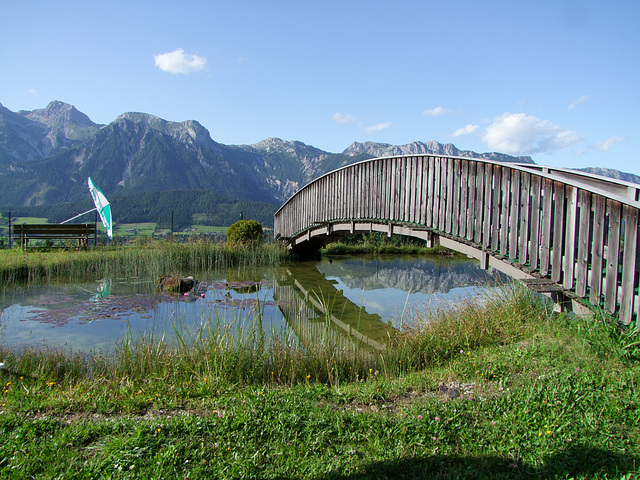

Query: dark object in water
left=158, top=275, right=198, bottom=294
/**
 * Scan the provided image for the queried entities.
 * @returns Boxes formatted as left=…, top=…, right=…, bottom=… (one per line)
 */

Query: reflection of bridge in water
left=273, top=263, right=400, bottom=355
left=315, top=256, right=506, bottom=295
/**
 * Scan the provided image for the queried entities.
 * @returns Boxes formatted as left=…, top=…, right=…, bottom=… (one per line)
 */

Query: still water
left=0, top=256, right=505, bottom=354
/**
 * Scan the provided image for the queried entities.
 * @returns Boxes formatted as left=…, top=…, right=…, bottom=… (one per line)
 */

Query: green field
left=2, top=218, right=230, bottom=243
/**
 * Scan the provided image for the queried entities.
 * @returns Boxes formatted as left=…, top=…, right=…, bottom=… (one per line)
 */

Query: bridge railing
left=274, top=155, right=640, bottom=325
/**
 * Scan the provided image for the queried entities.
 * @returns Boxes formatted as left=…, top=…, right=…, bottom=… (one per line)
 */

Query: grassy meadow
left=0, top=243, right=638, bottom=478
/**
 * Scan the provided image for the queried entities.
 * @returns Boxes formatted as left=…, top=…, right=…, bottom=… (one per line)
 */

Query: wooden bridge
left=274, top=155, right=640, bottom=326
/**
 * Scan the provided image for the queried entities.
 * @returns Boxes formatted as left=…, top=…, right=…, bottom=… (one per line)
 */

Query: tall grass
left=0, top=238, right=291, bottom=285
left=0, top=282, right=555, bottom=396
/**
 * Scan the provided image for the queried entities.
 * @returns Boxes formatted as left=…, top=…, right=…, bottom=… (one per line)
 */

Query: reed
left=0, top=239, right=291, bottom=285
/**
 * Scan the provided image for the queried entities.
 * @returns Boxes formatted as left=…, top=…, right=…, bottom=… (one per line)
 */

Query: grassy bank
left=0, top=239, right=291, bottom=284
left=0, top=284, right=638, bottom=478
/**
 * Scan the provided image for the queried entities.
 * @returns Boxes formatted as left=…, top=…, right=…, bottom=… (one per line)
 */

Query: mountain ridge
left=1, top=101, right=637, bottom=213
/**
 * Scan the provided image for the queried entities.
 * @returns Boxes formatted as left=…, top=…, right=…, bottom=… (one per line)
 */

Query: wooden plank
left=604, top=199, right=622, bottom=313
left=474, top=162, right=484, bottom=244
left=432, top=157, right=441, bottom=229
left=589, top=195, right=606, bottom=305
left=416, top=156, right=425, bottom=225
left=445, top=158, right=455, bottom=233
left=509, top=170, right=521, bottom=261
left=529, top=174, right=542, bottom=271
left=426, top=156, right=435, bottom=227
left=459, top=160, right=468, bottom=238
left=551, top=182, right=565, bottom=283
left=466, top=161, right=476, bottom=241
left=575, top=190, right=592, bottom=297
left=540, top=177, right=554, bottom=277
left=439, top=158, right=447, bottom=231
left=490, top=165, right=502, bottom=252
left=482, top=163, right=493, bottom=249
left=452, top=159, right=461, bottom=236
left=518, top=172, right=531, bottom=265
left=499, top=168, right=511, bottom=256
left=563, top=186, right=578, bottom=290
left=619, top=205, right=639, bottom=324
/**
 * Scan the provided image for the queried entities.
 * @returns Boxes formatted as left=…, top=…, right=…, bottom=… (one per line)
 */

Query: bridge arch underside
left=289, top=220, right=596, bottom=319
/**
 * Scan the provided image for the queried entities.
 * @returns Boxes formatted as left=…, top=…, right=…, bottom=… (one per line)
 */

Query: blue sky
left=2, top=1, right=639, bottom=175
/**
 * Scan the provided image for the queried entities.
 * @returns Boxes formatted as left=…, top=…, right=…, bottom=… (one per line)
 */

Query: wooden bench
left=12, top=223, right=96, bottom=248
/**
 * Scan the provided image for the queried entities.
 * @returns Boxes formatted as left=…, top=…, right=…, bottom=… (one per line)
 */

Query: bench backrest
left=12, top=223, right=97, bottom=236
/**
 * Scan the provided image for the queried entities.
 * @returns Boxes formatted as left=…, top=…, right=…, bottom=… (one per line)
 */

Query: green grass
left=0, top=283, right=638, bottom=478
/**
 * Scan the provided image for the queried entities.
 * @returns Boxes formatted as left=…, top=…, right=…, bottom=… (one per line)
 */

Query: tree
left=227, top=220, right=263, bottom=247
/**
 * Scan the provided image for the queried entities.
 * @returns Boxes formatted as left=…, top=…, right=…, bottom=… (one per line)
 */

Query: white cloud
left=452, top=124, right=479, bottom=137
left=364, top=122, right=391, bottom=134
left=480, top=112, right=582, bottom=155
left=594, top=136, right=624, bottom=151
left=567, top=94, right=590, bottom=110
left=28, top=88, right=38, bottom=95
left=154, top=48, right=207, bottom=75
left=332, top=112, right=356, bottom=125
left=423, top=106, right=452, bottom=117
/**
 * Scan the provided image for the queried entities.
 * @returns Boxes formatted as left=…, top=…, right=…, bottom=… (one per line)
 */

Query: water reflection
left=0, top=256, right=504, bottom=353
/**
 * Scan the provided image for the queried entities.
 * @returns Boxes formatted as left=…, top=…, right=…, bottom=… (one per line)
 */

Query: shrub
left=227, top=220, right=264, bottom=247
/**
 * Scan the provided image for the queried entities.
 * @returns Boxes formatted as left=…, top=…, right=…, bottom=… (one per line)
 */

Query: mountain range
left=1, top=101, right=638, bottom=227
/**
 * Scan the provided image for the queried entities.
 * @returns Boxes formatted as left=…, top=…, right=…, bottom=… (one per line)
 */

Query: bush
left=227, top=220, right=264, bottom=247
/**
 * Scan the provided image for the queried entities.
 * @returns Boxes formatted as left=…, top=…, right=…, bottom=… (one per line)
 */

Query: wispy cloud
left=232, top=56, right=249, bottom=65
left=567, top=94, right=590, bottom=110
left=154, top=48, right=207, bottom=75
left=364, top=122, right=391, bottom=134
left=594, top=136, right=624, bottom=151
left=423, top=106, right=453, bottom=117
left=480, top=112, right=582, bottom=155
left=452, top=124, right=479, bottom=137
left=28, top=88, right=38, bottom=96
left=332, top=112, right=356, bottom=125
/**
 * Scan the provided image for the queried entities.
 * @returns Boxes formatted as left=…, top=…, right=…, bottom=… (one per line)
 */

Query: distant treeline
left=2, top=190, right=280, bottom=229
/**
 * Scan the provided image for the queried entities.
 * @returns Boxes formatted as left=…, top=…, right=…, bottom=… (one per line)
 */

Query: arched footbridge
left=274, top=155, right=640, bottom=326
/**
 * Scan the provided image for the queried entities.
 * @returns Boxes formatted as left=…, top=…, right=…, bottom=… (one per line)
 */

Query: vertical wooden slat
left=459, top=160, right=468, bottom=238
left=604, top=199, right=621, bottom=314
left=425, top=157, right=435, bottom=227
left=589, top=195, right=606, bottom=306
left=452, top=159, right=461, bottom=236
left=551, top=182, right=565, bottom=283
left=575, top=190, right=592, bottom=297
left=563, top=186, right=578, bottom=290
left=509, top=170, right=521, bottom=261
left=490, top=165, right=502, bottom=252
left=438, top=158, right=448, bottom=231
left=445, top=158, right=454, bottom=233
left=529, top=175, right=542, bottom=271
left=416, top=157, right=424, bottom=225
left=482, top=163, right=493, bottom=249
left=518, top=173, right=531, bottom=265
left=619, top=205, right=639, bottom=324
left=499, top=168, right=511, bottom=256
left=540, top=178, right=554, bottom=277
left=432, top=158, right=441, bottom=229
left=474, top=162, right=484, bottom=244
left=466, top=162, right=476, bottom=241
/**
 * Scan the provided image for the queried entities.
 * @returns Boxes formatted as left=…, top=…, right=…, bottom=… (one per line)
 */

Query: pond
left=0, top=255, right=506, bottom=354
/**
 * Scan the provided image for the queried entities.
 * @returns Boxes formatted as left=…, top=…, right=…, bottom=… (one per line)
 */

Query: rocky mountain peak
left=343, top=140, right=534, bottom=164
